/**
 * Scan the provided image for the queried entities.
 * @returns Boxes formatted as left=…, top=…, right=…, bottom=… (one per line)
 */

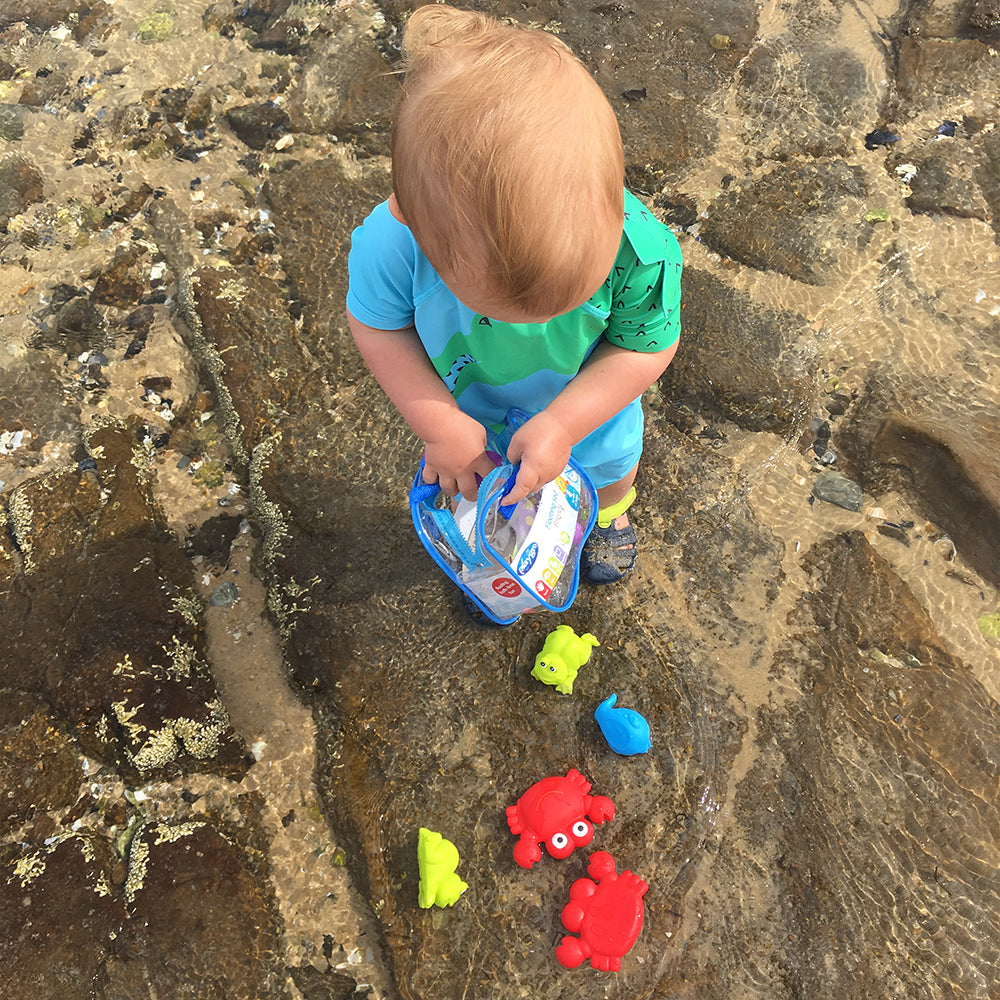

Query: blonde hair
left=392, top=5, right=624, bottom=316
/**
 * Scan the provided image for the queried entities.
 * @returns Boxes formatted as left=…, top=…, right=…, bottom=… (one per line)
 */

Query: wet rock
left=899, top=0, right=970, bottom=38
left=1, top=0, right=112, bottom=38
left=51, top=292, right=107, bottom=356
left=232, top=0, right=293, bottom=35
left=811, top=469, right=863, bottom=511
left=135, top=8, right=178, bottom=44
left=1, top=418, right=249, bottom=782
left=556, top=0, right=756, bottom=186
left=904, top=159, right=988, bottom=219
left=0, top=103, right=25, bottom=141
left=0, top=354, right=82, bottom=452
left=654, top=189, right=699, bottom=228
left=225, top=101, right=290, bottom=149
left=209, top=580, right=239, bottom=606
left=974, top=129, right=1000, bottom=243
left=103, top=821, right=283, bottom=999
left=0, top=153, right=44, bottom=230
left=876, top=521, right=910, bottom=545
left=263, top=154, right=393, bottom=369
left=1, top=814, right=283, bottom=1000
left=737, top=44, right=878, bottom=158
left=249, top=15, right=311, bottom=54
left=661, top=531, right=1000, bottom=996
left=191, top=265, right=328, bottom=459
left=0, top=833, right=125, bottom=993
left=838, top=369, right=1000, bottom=586
left=896, top=38, right=1000, bottom=119
left=969, top=0, right=1000, bottom=35
left=89, top=243, right=150, bottom=308
left=700, top=161, right=870, bottom=284
left=289, top=965, right=360, bottom=1000
left=886, top=140, right=992, bottom=221
left=285, top=30, right=399, bottom=151
left=658, top=267, right=814, bottom=434
left=0, top=705, right=82, bottom=828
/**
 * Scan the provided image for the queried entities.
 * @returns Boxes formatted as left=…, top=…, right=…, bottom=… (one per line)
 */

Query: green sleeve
left=605, top=190, right=682, bottom=353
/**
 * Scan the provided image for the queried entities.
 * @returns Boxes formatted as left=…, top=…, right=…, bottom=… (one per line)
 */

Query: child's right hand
left=421, top=411, right=497, bottom=500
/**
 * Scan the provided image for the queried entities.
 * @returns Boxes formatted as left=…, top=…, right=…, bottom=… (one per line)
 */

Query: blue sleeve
left=346, top=200, right=419, bottom=330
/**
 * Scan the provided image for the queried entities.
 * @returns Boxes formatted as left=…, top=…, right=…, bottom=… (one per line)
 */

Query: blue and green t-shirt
left=346, top=189, right=681, bottom=486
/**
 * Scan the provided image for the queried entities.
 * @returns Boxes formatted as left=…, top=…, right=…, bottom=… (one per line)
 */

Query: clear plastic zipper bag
left=409, top=410, right=598, bottom=625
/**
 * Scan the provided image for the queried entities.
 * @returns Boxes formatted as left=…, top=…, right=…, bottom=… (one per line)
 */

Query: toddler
left=346, top=4, right=681, bottom=601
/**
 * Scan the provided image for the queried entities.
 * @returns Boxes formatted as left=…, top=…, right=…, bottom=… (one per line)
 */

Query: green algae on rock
left=136, top=8, right=179, bottom=44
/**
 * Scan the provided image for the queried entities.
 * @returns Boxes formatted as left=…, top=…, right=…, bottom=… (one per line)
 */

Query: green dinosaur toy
left=418, top=828, right=468, bottom=908
left=531, top=625, right=600, bottom=695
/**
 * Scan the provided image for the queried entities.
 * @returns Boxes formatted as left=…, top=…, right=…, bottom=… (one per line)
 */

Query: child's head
left=392, top=5, right=624, bottom=323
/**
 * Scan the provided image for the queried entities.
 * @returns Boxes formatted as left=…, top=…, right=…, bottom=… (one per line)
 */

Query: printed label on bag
left=492, top=577, right=522, bottom=598
left=516, top=542, right=539, bottom=575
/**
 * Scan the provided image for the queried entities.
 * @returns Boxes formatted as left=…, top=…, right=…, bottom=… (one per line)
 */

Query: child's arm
left=503, top=339, right=678, bottom=504
left=348, top=310, right=499, bottom=498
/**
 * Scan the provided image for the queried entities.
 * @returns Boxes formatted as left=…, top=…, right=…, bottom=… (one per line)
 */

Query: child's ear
left=388, top=193, right=407, bottom=225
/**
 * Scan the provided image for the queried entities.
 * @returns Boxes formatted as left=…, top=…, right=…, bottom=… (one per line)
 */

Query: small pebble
left=811, top=470, right=862, bottom=511
left=877, top=522, right=910, bottom=545
left=209, top=581, right=239, bottom=607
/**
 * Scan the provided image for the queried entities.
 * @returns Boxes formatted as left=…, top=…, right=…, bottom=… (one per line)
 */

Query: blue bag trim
left=409, top=463, right=521, bottom=625
left=408, top=409, right=597, bottom=626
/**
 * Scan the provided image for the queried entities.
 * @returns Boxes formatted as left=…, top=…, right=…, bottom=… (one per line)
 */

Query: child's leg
left=596, top=463, right=638, bottom=514
left=584, top=463, right=640, bottom=585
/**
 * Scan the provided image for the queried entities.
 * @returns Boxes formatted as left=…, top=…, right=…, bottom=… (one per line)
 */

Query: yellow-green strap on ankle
left=597, top=486, right=636, bottom=529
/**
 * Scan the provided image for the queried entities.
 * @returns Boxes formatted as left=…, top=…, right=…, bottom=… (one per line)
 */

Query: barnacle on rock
left=124, top=834, right=149, bottom=904
left=160, top=635, right=200, bottom=679
left=12, top=852, right=47, bottom=888
left=169, top=591, right=203, bottom=626
left=7, top=487, right=35, bottom=573
left=153, top=820, right=206, bottom=844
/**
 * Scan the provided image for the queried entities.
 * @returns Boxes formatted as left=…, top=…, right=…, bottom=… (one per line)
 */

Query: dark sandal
left=581, top=521, right=637, bottom=585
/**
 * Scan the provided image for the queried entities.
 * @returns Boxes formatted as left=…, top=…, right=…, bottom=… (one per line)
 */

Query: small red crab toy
left=555, top=850, right=648, bottom=971
left=505, top=768, right=615, bottom=869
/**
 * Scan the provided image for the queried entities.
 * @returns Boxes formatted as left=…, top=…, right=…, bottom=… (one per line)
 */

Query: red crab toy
left=555, top=850, right=648, bottom=971
left=505, top=768, right=615, bottom=869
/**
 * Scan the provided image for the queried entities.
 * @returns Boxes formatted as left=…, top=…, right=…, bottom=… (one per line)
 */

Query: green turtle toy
left=532, top=625, right=600, bottom=695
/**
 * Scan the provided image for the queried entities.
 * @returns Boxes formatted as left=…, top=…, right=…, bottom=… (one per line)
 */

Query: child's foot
left=581, top=512, right=637, bottom=585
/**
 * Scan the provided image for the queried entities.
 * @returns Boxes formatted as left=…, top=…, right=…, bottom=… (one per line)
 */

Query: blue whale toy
left=594, top=694, right=651, bottom=755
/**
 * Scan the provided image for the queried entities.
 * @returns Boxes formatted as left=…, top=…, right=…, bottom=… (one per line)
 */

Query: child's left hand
left=503, top=412, right=573, bottom=505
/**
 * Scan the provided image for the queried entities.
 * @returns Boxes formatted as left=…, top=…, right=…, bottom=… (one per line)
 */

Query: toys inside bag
left=409, top=410, right=598, bottom=625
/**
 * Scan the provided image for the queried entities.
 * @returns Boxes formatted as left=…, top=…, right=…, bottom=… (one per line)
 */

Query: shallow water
left=2, top=0, right=999, bottom=997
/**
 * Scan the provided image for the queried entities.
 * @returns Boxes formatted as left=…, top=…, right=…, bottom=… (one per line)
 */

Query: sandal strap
left=597, top=486, right=637, bottom=529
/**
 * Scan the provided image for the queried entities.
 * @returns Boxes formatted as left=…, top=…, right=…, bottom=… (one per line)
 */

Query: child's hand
left=503, top=412, right=573, bottom=505
left=422, top=411, right=496, bottom=500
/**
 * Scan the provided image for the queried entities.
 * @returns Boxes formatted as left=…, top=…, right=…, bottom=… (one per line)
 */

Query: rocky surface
left=1, top=1, right=998, bottom=999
